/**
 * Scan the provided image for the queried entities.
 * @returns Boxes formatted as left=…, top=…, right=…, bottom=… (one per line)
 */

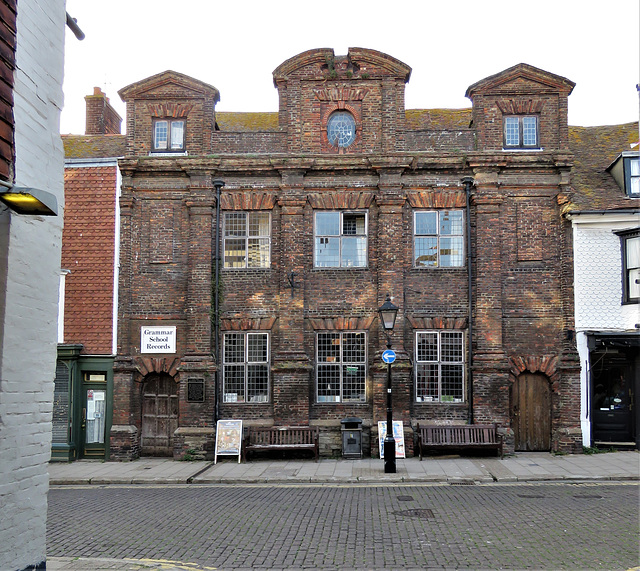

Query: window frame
left=316, top=331, right=367, bottom=403
left=415, top=330, right=465, bottom=403
left=152, top=118, right=186, bottom=152
left=503, top=115, right=539, bottom=149
left=314, top=210, right=368, bottom=268
left=223, top=211, right=271, bottom=269
left=618, top=229, right=640, bottom=304
left=222, top=331, right=270, bottom=403
left=327, top=111, right=357, bottom=148
left=624, top=157, right=640, bottom=198
left=413, top=210, right=465, bottom=268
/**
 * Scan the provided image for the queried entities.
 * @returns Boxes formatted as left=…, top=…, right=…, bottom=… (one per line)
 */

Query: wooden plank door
left=511, top=373, right=551, bottom=451
left=141, top=374, right=178, bottom=456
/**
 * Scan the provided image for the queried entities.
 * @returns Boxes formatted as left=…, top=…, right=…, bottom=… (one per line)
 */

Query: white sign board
left=141, top=326, right=176, bottom=353
left=215, top=420, right=243, bottom=464
left=378, top=421, right=406, bottom=459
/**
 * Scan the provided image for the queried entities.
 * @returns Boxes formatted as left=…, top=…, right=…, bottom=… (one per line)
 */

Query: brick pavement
left=47, top=482, right=639, bottom=570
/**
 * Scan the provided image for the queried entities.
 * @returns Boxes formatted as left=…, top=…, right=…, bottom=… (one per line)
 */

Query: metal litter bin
left=341, top=417, right=363, bottom=459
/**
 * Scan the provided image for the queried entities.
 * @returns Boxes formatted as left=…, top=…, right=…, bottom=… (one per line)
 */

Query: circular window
left=327, top=111, right=356, bottom=148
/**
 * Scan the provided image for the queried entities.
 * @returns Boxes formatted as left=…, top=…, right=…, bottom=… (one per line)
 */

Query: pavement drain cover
left=397, top=495, right=414, bottom=501
left=449, top=481, right=475, bottom=486
left=394, top=508, right=434, bottom=519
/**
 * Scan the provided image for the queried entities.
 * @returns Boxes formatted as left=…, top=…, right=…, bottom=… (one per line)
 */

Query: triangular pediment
left=119, top=70, right=220, bottom=103
left=465, top=63, right=574, bottom=99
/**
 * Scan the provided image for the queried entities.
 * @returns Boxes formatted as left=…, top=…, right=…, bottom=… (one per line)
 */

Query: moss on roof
left=568, top=122, right=639, bottom=210
left=216, top=112, right=279, bottom=132
left=63, top=135, right=126, bottom=159
left=214, top=109, right=473, bottom=132
left=405, top=108, right=472, bottom=130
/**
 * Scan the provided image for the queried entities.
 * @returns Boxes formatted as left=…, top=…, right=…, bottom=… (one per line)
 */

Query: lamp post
left=378, top=293, right=399, bottom=473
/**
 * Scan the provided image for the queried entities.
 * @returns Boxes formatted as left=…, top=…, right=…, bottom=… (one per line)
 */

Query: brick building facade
left=110, top=48, right=583, bottom=460
left=54, top=88, right=125, bottom=461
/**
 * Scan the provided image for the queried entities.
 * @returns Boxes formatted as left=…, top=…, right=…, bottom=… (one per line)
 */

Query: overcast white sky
left=61, top=0, right=640, bottom=135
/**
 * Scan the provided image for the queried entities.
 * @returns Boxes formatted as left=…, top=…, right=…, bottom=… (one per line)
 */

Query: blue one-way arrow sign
left=382, top=349, right=396, bottom=364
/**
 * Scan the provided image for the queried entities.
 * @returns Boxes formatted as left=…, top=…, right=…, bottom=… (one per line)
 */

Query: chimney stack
left=85, top=87, right=122, bottom=135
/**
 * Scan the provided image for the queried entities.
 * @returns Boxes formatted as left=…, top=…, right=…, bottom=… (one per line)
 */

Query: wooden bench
left=243, top=426, right=320, bottom=462
left=416, top=423, right=503, bottom=460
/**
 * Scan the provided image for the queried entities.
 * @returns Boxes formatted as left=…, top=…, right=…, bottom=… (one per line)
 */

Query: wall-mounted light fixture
left=0, top=180, right=58, bottom=216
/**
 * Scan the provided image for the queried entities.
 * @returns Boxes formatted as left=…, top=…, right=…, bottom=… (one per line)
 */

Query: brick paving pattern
left=47, top=482, right=639, bottom=570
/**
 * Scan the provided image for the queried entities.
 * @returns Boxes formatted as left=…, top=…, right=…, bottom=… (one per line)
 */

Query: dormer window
left=504, top=115, right=538, bottom=149
left=327, top=111, right=356, bottom=148
left=626, top=157, right=639, bottom=197
left=153, top=119, right=185, bottom=152
left=606, top=153, right=640, bottom=198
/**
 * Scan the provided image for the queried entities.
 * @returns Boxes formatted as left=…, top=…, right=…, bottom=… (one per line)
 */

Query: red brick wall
left=0, top=0, right=16, bottom=181
left=112, top=55, right=582, bottom=458
left=85, top=87, right=122, bottom=135
left=62, top=164, right=117, bottom=354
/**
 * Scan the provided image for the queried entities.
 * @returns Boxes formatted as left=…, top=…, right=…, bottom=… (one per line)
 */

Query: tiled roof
left=568, top=122, right=639, bottom=210
left=62, top=134, right=126, bottom=159
left=61, top=114, right=640, bottom=215
left=216, top=112, right=279, bottom=132
left=405, top=109, right=472, bottom=130
left=214, top=109, right=474, bottom=132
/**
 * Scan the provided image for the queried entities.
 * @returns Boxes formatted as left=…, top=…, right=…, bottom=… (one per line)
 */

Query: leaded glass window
left=153, top=119, right=185, bottom=152
left=415, top=331, right=464, bottom=403
left=414, top=210, right=464, bottom=267
left=315, top=211, right=367, bottom=268
left=317, top=332, right=366, bottom=403
left=327, top=111, right=356, bottom=148
left=224, top=212, right=271, bottom=268
left=223, top=332, right=269, bottom=403
left=504, top=115, right=539, bottom=149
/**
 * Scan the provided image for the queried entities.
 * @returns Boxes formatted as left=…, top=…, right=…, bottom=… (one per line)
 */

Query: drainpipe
left=212, top=179, right=225, bottom=424
left=461, top=176, right=475, bottom=424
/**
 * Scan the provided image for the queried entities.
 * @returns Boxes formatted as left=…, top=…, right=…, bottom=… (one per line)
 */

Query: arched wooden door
left=141, top=374, right=178, bottom=456
left=511, top=373, right=551, bottom=451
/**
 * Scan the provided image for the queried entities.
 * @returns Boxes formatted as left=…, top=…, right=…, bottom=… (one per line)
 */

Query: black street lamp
left=378, top=293, right=399, bottom=473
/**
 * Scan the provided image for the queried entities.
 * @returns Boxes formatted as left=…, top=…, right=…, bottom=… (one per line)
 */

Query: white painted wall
left=571, top=212, right=640, bottom=447
left=0, top=1, right=66, bottom=569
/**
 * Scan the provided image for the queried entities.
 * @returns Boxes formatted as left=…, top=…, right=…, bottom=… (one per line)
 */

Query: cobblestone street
left=47, top=482, right=639, bottom=570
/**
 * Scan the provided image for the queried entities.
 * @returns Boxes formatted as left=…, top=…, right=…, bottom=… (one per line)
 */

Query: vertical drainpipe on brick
left=213, top=179, right=225, bottom=424
left=461, top=177, right=475, bottom=424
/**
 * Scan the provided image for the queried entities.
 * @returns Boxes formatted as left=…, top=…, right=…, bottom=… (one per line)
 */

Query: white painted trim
left=58, top=269, right=71, bottom=343
left=577, top=331, right=591, bottom=447
left=64, top=157, right=121, bottom=167
left=112, top=167, right=122, bottom=356
left=567, top=212, right=640, bottom=227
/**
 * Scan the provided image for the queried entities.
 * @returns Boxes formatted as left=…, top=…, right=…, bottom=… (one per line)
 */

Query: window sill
left=222, top=267, right=272, bottom=272
left=148, top=151, right=188, bottom=156
left=502, top=147, right=543, bottom=152
left=312, top=266, right=369, bottom=271
left=415, top=400, right=466, bottom=405
left=411, top=265, right=466, bottom=270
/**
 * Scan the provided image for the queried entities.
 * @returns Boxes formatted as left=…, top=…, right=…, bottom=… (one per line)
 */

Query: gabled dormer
left=607, top=151, right=640, bottom=198
left=272, top=48, right=411, bottom=154
left=465, top=63, right=575, bottom=152
left=118, top=71, right=219, bottom=157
